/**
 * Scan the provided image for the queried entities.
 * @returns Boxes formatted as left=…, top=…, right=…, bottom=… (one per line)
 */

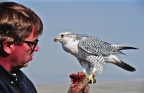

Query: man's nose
left=34, top=45, right=39, bottom=52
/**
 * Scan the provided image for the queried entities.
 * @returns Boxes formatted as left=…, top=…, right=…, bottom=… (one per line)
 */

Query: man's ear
left=2, top=41, right=14, bottom=54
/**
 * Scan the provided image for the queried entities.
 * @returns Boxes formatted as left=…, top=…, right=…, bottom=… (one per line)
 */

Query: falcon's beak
left=54, top=36, right=60, bottom=42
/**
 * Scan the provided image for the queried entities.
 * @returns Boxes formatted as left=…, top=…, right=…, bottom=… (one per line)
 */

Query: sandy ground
left=36, top=78, right=144, bottom=93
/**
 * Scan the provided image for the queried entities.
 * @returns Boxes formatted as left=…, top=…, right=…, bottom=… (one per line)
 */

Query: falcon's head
left=54, top=31, right=76, bottom=44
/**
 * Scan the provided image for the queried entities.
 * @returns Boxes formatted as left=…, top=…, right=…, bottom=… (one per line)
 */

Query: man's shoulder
left=0, top=78, right=10, bottom=93
left=0, top=70, right=37, bottom=93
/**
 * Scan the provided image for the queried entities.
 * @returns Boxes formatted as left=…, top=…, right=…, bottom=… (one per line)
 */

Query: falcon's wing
left=77, top=34, right=117, bottom=56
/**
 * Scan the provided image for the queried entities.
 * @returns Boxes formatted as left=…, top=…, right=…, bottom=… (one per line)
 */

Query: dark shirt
left=0, top=65, right=37, bottom=93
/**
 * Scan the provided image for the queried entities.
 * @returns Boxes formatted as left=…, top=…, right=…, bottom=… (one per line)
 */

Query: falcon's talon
left=87, top=75, right=95, bottom=84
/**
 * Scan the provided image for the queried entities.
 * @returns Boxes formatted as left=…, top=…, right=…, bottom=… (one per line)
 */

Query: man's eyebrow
left=28, top=38, right=38, bottom=42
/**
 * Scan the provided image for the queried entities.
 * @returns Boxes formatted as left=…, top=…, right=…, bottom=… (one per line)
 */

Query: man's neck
left=0, top=59, right=12, bottom=72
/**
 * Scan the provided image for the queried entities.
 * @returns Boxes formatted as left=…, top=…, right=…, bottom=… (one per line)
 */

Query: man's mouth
left=29, top=57, right=33, bottom=61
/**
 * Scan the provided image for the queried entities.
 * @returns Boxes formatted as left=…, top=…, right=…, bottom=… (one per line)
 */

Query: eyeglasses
left=24, top=39, right=39, bottom=52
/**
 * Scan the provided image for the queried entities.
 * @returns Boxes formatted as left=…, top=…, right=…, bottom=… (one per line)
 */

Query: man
left=0, top=2, right=43, bottom=93
left=0, top=2, right=90, bottom=93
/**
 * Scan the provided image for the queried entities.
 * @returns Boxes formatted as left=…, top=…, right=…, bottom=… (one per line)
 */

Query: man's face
left=10, top=29, right=39, bottom=70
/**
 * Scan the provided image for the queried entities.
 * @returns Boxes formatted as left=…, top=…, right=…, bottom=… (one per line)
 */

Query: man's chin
left=23, top=62, right=28, bottom=67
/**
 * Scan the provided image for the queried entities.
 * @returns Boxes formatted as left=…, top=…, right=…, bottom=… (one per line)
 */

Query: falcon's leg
left=82, top=69, right=87, bottom=74
left=86, top=55, right=105, bottom=84
left=88, top=68, right=96, bottom=84
left=77, top=58, right=92, bottom=75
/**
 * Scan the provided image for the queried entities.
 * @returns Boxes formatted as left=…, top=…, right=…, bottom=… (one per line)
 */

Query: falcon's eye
left=61, top=34, right=64, bottom=38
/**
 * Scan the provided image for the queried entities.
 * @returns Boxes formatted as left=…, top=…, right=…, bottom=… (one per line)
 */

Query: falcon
left=54, top=31, right=138, bottom=84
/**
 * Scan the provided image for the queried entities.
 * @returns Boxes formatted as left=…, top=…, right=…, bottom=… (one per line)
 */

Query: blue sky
left=4, top=0, right=144, bottom=84
left=8, top=0, right=144, bottom=2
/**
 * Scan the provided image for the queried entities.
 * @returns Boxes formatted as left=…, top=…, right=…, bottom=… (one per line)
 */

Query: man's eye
left=28, top=43, right=35, bottom=47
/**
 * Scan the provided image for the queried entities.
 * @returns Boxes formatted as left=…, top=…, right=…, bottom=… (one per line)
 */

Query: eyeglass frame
left=24, top=39, right=39, bottom=52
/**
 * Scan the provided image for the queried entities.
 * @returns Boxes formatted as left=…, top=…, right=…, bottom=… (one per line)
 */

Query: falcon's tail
left=115, top=61, right=136, bottom=72
left=105, top=55, right=136, bottom=72
left=117, top=46, right=138, bottom=50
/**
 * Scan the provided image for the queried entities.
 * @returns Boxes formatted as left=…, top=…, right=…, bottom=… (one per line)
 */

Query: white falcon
left=54, top=31, right=138, bottom=84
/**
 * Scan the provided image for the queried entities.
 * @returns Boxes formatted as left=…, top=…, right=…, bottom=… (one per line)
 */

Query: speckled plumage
left=54, top=31, right=137, bottom=79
